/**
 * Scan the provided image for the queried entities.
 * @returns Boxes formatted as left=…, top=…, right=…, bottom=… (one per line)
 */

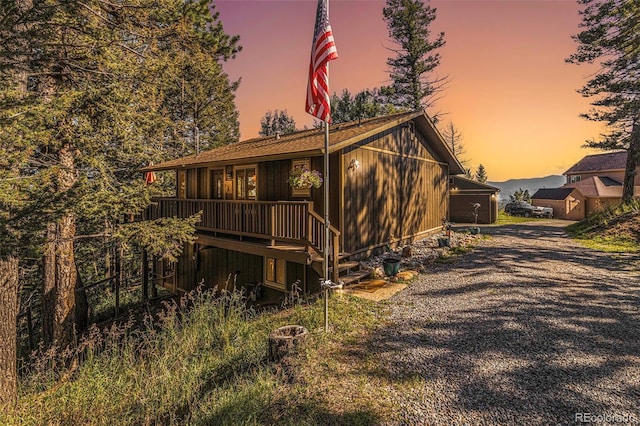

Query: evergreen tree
left=475, top=164, right=488, bottom=183
left=259, top=110, right=296, bottom=137
left=464, top=168, right=473, bottom=179
left=567, top=0, right=640, bottom=203
left=509, top=188, right=532, bottom=203
left=0, top=0, right=240, bottom=351
left=317, top=88, right=398, bottom=127
left=383, top=0, right=446, bottom=111
left=441, top=121, right=469, bottom=168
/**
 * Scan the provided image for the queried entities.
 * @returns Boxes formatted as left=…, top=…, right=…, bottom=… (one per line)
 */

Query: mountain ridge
left=488, top=175, right=566, bottom=201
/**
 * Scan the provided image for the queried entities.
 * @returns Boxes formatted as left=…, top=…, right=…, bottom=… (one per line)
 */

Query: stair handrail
left=307, top=209, right=341, bottom=283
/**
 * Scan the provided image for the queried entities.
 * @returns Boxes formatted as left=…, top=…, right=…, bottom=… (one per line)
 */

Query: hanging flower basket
left=288, top=168, right=323, bottom=189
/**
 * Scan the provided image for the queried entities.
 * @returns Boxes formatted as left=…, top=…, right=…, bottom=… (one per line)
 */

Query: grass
left=496, top=210, right=539, bottom=225
left=1, top=289, right=396, bottom=425
left=566, top=200, right=640, bottom=253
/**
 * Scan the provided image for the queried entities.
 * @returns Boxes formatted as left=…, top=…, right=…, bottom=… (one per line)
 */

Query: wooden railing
left=308, top=210, right=341, bottom=283
left=148, top=198, right=341, bottom=281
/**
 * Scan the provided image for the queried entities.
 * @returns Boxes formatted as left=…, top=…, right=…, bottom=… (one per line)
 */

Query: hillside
left=566, top=203, right=640, bottom=252
left=488, top=175, right=565, bottom=201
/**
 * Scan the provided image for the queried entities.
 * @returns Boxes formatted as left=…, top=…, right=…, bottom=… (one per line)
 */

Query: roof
left=563, top=151, right=627, bottom=175
left=564, top=176, right=622, bottom=198
left=143, top=110, right=465, bottom=174
left=532, top=187, right=579, bottom=201
left=450, top=175, right=500, bottom=192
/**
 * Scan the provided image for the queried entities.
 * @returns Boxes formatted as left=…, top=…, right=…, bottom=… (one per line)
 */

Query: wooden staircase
left=310, top=253, right=371, bottom=287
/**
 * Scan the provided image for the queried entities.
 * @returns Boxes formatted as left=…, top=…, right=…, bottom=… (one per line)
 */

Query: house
left=142, top=110, right=464, bottom=299
left=531, top=151, right=640, bottom=220
left=449, top=176, right=499, bottom=224
left=531, top=187, right=585, bottom=220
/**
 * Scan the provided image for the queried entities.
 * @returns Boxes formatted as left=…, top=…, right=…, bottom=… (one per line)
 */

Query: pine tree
left=319, top=88, right=398, bottom=126
left=441, top=121, right=469, bottom=168
left=383, top=0, right=446, bottom=111
left=567, top=0, right=640, bottom=203
left=475, top=164, right=488, bottom=183
left=0, top=0, right=240, bottom=350
left=259, top=110, right=296, bottom=137
left=464, top=168, right=473, bottom=179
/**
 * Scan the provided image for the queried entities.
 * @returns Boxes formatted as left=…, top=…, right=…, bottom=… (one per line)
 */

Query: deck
left=147, top=198, right=342, bottom=282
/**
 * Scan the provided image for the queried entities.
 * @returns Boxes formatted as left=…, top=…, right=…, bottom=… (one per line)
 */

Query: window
left=570, top=175, right=581, bottom=183
left=234, top=166, right=257, bottom=200
left=291, top=158, right=311, bottom=197
left=265, top=257, right=286, bottom=290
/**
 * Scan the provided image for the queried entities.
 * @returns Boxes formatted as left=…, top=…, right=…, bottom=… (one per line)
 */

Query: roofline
left=451, top=175, right=500, bottom=191
left=327, top=110, right=423, bottom=153
left=565, top=168, right=625, bottom=175
left=142, top=110, right=465, bottom=174
left=562, top=150, right=627, bottom=175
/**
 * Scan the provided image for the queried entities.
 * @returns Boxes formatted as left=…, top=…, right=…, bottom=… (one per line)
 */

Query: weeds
left=2, top=288, right=392, bottom=425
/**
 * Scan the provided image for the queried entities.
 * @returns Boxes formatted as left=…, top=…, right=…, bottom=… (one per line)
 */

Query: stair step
left=310, top=252, right=353, bottom=263
left=340, top=269, right=372, bottom=286
left=329, top=261, right=360, bottom=274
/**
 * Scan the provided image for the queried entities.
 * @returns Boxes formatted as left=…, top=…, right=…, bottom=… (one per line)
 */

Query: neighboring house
left=531, top=187, right=585, bottom=221
left=143, top=110, right=464, bottom=299
left=563, top=151, right=630, bottom=185
left=449, top=176, right=499, bottom=224
left=531, top=151, right=640, bottom=220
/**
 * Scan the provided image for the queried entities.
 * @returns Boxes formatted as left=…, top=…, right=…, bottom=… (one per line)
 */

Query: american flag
left=306, top=0, right=338, bottom=123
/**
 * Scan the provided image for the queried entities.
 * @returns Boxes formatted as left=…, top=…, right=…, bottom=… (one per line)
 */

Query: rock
left=402, top=246, right=412, bottom=257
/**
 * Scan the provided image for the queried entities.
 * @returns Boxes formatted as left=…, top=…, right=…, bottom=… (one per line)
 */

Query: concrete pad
left=338, top=281, right=407, bottom=302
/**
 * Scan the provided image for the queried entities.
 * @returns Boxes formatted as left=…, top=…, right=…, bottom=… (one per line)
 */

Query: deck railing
left=148, top=199, right=340, bottom=275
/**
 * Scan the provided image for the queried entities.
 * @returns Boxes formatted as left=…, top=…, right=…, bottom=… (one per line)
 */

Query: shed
left=531, top=187, right=585, bottom=220
left=449, top=176, right=499, bottom=224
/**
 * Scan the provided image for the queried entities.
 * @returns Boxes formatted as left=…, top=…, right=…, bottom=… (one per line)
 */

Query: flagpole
left=305, top=0, right=337, bottom=332
left=323, top=0, right=331, bottom=333
left=324, top=119, right=330, bottom=332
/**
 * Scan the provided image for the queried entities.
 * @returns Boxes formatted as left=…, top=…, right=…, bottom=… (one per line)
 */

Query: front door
left=210, top=169, right=224, bottom=199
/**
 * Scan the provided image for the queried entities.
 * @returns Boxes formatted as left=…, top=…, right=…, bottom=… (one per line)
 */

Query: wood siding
left=162, top=242, right=318, bottom=295
left=342, top=125, right=448, bottom=254
left=532, top=192, right=585, bottom=220
left=450, top=193, right=498, bottom=224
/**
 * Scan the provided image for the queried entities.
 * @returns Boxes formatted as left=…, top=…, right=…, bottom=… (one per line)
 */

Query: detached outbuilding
left=449, top=176, right=499, bottom=224
left=531, top=187, right=585, bottom=220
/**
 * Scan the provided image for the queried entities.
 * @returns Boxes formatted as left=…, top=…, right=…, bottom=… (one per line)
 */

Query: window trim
left=264, top=256, right=286, bottom=291
left=233, top=164, right=258, bottom=200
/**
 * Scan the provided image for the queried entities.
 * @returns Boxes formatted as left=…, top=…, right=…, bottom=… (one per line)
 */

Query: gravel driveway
left=373, top=221, right=640, bottom=425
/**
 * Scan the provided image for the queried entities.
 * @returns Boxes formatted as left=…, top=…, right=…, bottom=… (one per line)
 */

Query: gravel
left=372, top=221, right=640, bottom=425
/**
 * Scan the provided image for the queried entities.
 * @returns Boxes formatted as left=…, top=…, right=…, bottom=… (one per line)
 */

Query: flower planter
left=383, top=257, right=401, bottom=276
left=437, top=237, right=450, bottom=247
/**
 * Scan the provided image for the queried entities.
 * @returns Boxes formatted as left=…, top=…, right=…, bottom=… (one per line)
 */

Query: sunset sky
left=215, top=0, right=606, bottom=181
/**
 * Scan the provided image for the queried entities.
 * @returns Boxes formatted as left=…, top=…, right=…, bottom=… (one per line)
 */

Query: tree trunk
left=623, top=119, right=640, bottom=204
left=42, top=144, right=78, bottom=349
left=42, top=223, right=56, bottom=347
left=0, top=257, right=19, bottom=406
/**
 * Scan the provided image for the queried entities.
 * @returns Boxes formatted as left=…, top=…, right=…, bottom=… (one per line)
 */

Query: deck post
left=270, top=204, right=276, bottom=246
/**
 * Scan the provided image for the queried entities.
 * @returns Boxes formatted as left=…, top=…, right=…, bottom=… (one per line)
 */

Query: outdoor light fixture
left=348, top=158, right=360, bottom=172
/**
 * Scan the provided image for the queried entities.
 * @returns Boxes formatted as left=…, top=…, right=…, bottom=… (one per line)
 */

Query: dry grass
left=1, top=290, right=395, bottom=425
